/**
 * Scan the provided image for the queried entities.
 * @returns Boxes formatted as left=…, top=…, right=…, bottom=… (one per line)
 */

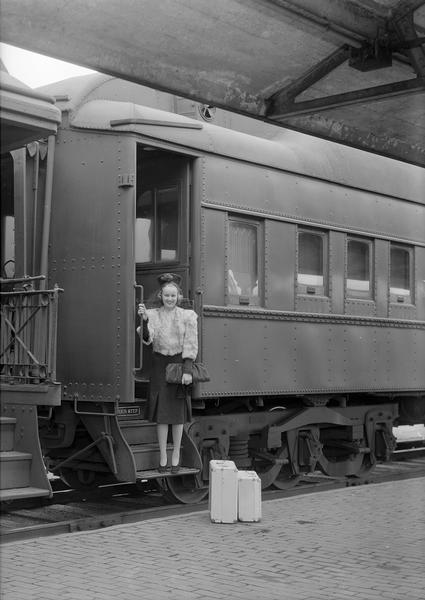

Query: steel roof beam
left=265, top=45, right=350, bottom=116
left=392, top=10, right=425, bottom=76
left=265, top=6, right=425, bottom=120
left=268, top=77, right=425, bottom=119
left=266, top=0, right=386, bottom=41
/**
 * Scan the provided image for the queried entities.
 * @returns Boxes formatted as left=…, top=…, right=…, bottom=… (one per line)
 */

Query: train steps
left=118, top=418, right=157, bottom=446
left=119, top=418, right=199, bottom=480
left=0, top=416, right=51, bottom=502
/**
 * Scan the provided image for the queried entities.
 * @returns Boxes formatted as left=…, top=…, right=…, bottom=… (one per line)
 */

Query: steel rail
left=2, top=456, right=424, bottom=544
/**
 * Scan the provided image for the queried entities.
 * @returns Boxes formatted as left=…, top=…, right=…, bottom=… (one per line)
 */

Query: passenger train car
left=1, top=74, right=424, bottom=503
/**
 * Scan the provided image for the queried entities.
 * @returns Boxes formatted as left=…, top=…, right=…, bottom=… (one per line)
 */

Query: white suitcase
left=237, top=470, right=262, bottom=522
left=209, top=460, right=238, bottom=523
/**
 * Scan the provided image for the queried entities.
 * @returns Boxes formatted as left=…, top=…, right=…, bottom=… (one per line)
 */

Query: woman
left=137, top=273, right=198, bottom=473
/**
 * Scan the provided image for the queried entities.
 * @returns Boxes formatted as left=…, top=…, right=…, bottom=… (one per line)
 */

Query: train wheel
left=317, top=451, right=372, bottom=479
left=355, top=455, right=375, bottom=478
left=252, top=445, right=300, bottom=490
left=159, top=429, right=212, bottom=504
left=58, top=468, right=115, bottom=489
left=270, top=445, right=301, bottom=490
left=162, top=474, right=208, bottom=504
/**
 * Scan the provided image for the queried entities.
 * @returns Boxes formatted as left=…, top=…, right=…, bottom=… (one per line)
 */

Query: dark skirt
left=147, top=352, right=192, bottom=424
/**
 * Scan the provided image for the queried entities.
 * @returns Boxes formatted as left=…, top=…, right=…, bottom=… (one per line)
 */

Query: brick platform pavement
left=1, top=477, right=424, bottom=600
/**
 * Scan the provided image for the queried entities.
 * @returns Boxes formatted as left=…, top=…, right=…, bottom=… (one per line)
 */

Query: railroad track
left=390, top=445, right=425, bottom=461
left=1, top=451, right=424, bottom=544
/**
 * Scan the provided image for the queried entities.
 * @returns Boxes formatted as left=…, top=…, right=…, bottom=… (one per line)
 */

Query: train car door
left=134, top=147, right=192, bottom=377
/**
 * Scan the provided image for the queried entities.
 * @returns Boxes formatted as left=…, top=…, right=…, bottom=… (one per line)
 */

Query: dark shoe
left=171, top=464, right=180, bottom=474
left=158, top=464, right=168, bottom=473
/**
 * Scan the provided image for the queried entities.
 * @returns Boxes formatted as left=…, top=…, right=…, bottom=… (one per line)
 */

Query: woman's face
left=161, top=284, right=178, bottom=309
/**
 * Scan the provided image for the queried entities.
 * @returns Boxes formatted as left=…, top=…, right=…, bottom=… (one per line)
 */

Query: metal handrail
left=195, top=288, right=204, bottom=362
left=0, top=285, right=62, bottom=384
left=50, top=430, right=118, bottom=475
left=134, top=283, right=144, bottom=370
left=0, top=275, right=45, bottom=286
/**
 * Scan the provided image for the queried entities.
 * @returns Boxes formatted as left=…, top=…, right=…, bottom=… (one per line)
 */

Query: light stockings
left=156, top=423, right=184, bottom=467
left=157, top=424, right=168, bottom=467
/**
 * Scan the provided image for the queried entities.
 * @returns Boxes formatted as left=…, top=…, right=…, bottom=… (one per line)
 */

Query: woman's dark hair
left=157, top=272, right=182, bottom=286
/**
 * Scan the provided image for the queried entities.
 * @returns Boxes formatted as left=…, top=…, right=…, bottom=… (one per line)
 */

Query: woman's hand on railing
left=138, top=303, right=148, bottom=321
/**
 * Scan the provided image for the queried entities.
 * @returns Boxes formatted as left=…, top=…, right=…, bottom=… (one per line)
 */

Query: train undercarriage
left=38, top=393, right=411, bottom=504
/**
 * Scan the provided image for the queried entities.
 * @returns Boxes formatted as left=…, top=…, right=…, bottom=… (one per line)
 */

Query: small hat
left=157, top=272, right=182, bottom=286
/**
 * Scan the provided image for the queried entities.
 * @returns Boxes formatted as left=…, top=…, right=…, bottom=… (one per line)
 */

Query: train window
left=227, top=217, right=262, bottom=306
left=297, top=229, right=327, bottom=295
left=390, top=244, right=413, bottom=303
left=135, top=190, right=153, bottom=262
left=157, top=186, right=179, bottom=261
left=346, top=238, right=373, bottom=299
left=135, top=184, right=179, bottom=263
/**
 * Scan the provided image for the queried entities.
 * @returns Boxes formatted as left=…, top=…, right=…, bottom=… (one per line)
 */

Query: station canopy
left=1, top=0, right=424, bottom=166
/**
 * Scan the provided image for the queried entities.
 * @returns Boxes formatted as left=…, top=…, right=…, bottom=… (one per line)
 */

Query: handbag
left=165, top=362, right=210, bottom=384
